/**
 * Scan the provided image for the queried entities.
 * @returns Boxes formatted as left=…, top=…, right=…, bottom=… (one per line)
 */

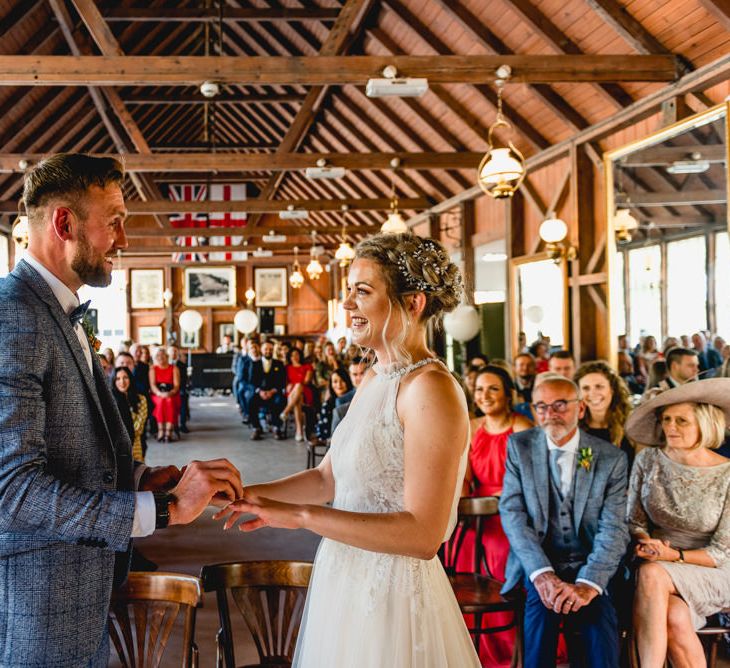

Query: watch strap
left=153, top=492, right=176, bottom=530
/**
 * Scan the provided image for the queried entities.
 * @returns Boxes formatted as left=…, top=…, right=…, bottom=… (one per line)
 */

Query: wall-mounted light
left=11, top=215, right=29, bottom=249
left=613, top=208, right=639, bottom=242
left=244, top=287, right=256, bottom=304
left=539, top=213, right=577, bottom=264
left=477, top=66, right=526, bottom=199
left=163, top=288, right=173, bottom=308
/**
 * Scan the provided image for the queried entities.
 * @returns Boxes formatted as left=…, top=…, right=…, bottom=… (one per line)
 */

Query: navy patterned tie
left=69, top=300, right=91, bottom=327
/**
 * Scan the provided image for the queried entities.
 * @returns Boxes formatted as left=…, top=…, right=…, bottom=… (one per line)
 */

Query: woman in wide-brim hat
left=624, top=378, right=730, bottom=667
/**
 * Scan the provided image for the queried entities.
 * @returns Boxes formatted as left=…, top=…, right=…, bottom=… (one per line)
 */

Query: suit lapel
left=530, top=432, right=550, bottom=525
left=573, top=434, right=598, bottom=531
left=12, top=261, right=110, bottom=440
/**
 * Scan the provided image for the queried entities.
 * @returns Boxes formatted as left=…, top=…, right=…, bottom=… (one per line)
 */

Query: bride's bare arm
left=218, top=368, right=468, bottom=560
left=243, top=457, right=335, bottom=506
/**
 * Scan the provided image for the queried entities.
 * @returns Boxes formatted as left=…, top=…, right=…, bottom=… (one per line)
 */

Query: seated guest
left=636, top=335, right=660, bottom=381
left=692, top=331, right=722, bottom=374
left=149, top=347, right=181, bottom=443
left=245, top=340, right=287, bottom=441
left=514, top=352, right=536, bottom=404
left=238, top=337, right=260, bottom=424
left=313, top=368, right=353, bottom=444
left=467, top=354, right=489, bottom=370
left=315, top=341, right=342, bottom=392
left=102, top=347, right=115, bottom=377
left=281, top=347, right=315, bottom=442
left=662, top=336, right=680, bottom=357
left=548, top=350, right=575, bottom=379
left=643, top=347, right=699, bottom=400
left=575, top=361, right=635, bottom=467
left=110, top=366, right=148, bottom=462
left=624, top=379, right=730, bottom=667
left=618, top=351, right=644, bottom=395
left=303, top=340, right=315, bottom=364
left=331, top=356, right=368, bottom=435
left=458, top=366, right=532, bottom=666
left=531, top=340, right=550, bottom=373
left=216, top=333, right=237, bottom=354
left=168, top=345, right=189, bottom=434
left=500, top=374, right=629, bottom=668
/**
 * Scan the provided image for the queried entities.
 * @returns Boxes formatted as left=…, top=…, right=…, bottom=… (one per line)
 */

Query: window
left=667, top=236, right=707, bottom=337
left=518, top=259, right=565, bottom=347
left=78, top=270, right=128, bottom=352
left=611, top=250, right=626, bottom=342
left=717, top=232, right=730, bottom=338
left=628, top=246, right=661, bottom=342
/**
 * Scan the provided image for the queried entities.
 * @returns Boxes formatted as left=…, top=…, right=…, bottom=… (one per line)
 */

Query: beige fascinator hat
left=624, top=378, right=730, bottom=446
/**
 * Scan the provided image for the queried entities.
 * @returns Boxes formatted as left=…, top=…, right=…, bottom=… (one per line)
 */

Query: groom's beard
left=72, top=227, right=112, bottom=287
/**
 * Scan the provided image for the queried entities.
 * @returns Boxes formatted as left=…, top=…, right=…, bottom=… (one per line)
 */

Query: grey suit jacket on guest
left=499, top=428, right=629, bottom=594
left=0, top=260, right=137, bottom=667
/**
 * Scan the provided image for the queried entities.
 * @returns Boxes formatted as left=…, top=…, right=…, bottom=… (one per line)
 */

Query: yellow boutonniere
left=577, top=447, right=593, bottom=472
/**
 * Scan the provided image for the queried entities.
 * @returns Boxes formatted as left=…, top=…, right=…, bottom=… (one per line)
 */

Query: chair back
left=201, top=560, right=313, bottom=668
left=108, top=571, right=202, bottom=668
left=441, top=496, right=500, bottom=577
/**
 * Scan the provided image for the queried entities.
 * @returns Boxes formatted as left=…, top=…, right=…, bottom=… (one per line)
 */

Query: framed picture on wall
left=254, top=267, right=288, bottom=307
left=180, top=328, right=199, bottom=349
left=130, top=269, right=164, bottom=309
left=183, top=267, right=236, bottom=307
left=218, top=323, right=238, bottom=345
left=273, top=324, right=286, bottom=336
left=138, top=326, right=163, bottom=346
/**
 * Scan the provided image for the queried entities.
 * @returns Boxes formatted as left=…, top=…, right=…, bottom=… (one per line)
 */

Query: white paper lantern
left=525, top=305, right=544, bottom=324
left=443, top=304, right=481, bottom=342
left=234, top=309, right=259, bottom=334
left=178, top=309, right=203, bottom=332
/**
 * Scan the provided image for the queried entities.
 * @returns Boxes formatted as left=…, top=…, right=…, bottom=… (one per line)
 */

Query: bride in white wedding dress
left=216, top=233, right=480, bottom=667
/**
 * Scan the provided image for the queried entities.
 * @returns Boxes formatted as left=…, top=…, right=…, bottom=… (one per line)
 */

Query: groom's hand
left=168, top=459, right=244, bottom=526
left=139, top=465, right=182, bottom=492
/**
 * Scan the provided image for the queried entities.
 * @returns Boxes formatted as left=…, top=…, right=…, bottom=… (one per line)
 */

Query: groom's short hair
left=22, top=153, right=125, bottom=225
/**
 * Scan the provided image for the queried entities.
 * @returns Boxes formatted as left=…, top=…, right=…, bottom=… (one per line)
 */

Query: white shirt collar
left=23, top=253, right=80, bottom=315
left=545, top=427, right=581, bottom=454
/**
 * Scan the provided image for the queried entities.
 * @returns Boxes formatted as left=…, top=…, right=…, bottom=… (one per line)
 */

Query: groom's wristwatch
left=153, top=492, right=176, bottom=529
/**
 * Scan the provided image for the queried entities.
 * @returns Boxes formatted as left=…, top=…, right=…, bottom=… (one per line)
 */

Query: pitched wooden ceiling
left=0, top=0, right=728, bottom=259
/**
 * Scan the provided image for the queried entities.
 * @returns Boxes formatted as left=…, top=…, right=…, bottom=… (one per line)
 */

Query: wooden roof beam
left=124, top=225, right=383, bottom=239
left=99, top=7, right=342, bottom=23
left=696, top=0, right=730, bottom=32
left=0, top=55, right=679, bottom=86
left=120, top=92, right=306, bottom=105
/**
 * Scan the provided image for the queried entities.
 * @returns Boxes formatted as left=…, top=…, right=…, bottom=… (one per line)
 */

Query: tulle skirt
left=293, top=538, right=480, bottom=667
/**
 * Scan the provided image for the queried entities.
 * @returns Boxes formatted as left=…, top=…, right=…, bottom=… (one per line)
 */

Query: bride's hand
left=213, top=494, right=305, bottom=532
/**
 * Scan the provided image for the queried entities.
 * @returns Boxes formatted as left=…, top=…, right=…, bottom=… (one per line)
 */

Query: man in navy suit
left=0, top=153, right=243, bottom=666
left=500, top=374, right=629, bottom=667
left=243, top=339, right=287, bottom=440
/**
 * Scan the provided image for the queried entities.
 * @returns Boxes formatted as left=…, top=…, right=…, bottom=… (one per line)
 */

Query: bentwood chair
left=200, top=560, right=313, bottom=668
left=108, top=572, right=202, bottom=668
left=441, top=496, right=523, bottom=668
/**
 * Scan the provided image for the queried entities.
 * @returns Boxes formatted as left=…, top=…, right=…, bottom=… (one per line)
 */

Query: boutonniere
left=81, top=319, right=102, bottom=353
left=577, top=447, right=593, bottom=472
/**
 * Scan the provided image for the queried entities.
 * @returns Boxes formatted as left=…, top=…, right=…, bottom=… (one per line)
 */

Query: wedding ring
left=567, top=600, right=574, bottom=606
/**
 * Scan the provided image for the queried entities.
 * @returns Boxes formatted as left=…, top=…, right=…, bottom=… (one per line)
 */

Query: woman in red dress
left=149, top=347, right=181, bottom=443
left=458, top=365, right=533, bottom=667
left=281, top=347, right=315, bottom=442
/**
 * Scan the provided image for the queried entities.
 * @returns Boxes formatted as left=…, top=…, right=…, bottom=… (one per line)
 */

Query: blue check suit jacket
left=0, top=260, right=136, bottom=667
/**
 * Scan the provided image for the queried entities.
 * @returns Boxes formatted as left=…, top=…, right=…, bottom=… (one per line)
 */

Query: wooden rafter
left=125, top=225, right=382, bottom=239
left=120, top=92, right=306, bottom=105
left=100, top=7, right=342, bottom=23
left=696, top=0, right=730, bottom=32
left=0, top=54, right=679, bottom=86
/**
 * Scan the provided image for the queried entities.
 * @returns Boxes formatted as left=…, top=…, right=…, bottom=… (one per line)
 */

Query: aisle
left=115, top=395, right=321, bottom=667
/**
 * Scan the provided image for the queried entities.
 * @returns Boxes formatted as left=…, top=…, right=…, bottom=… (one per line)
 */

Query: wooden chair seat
left=448, top=573, right=515, bottom=613
left=108, top=571, right=202, bottom=668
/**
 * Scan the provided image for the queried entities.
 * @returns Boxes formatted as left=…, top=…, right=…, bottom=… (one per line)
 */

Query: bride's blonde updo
left=355, top=233, right=462, bottom=327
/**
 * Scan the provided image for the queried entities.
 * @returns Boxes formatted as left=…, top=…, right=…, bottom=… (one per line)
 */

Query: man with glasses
left=499, top=374, right=629, bottom=667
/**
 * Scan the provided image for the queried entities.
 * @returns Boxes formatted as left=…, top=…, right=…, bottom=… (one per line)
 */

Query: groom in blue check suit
left=500, top=374, right=629, bottom=668
left=0, top=154, right=243, bottom=666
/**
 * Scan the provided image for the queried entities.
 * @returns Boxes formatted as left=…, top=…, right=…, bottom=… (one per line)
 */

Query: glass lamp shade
left=334, top=241, right=356, bottom=265
left=380, top=211, right=408, bottom=234
left=178, top=309, right=203, bottom=333
left=306, top=258, right=323, bottom=281
left=539, top=216, right=568, bottom=244
left=443, top=304, right=481, bottom=342
left=477, top=146, right=525, bottom=198
left=11, top=215, right=29, bottom=248
left=613, top=208, right=639, bottom=232
left=234, top=309, right=258, bottom=334
left=244, top=287, right=256, bottom=303
left=289, top=267, right=305, bottom=289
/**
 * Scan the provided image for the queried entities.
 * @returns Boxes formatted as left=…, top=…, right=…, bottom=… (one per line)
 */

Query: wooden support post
left=460, top=200, right=475, bottom=305
left=506, top=193, right=524, bottom=360
left=661, top=96, right=692, bottom=126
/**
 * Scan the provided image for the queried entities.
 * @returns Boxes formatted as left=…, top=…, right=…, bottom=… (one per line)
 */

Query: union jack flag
left=169, top=184, right=209, bottom=263
left=168, top=183, right=248, bottom=263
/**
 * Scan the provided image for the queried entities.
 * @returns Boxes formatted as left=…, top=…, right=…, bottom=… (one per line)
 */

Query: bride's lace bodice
left=329, top=358, right=469, bottom=542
